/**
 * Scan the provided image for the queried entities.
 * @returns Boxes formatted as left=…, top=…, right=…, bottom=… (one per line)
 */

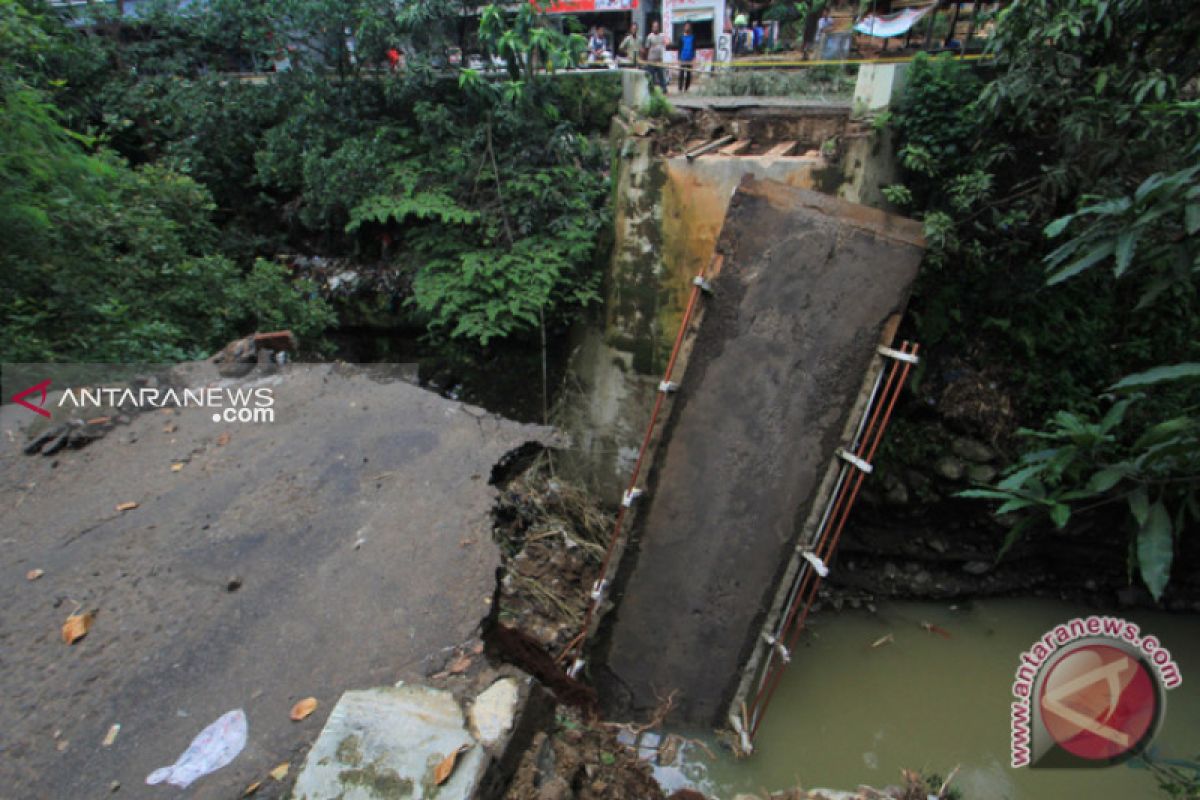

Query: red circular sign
left=1038, top=643, right=1158, bottom=761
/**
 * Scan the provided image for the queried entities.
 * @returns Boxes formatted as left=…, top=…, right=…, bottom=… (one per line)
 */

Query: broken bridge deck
left=596, top=177, right=924, bottom=725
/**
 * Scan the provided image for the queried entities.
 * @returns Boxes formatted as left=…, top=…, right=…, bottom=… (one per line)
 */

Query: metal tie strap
left=877, top=345, right=919, bottom=364
left=568, top=658, right=586, bottom=679
left=762, top=633, right=792, bottom=664
left=658, top=380, right=680, bottom=394
left=798, top=549, right=830, bottom=578
left=590, top=579, right=609, bottom=603
left=692, top=275, right=714, bottom=294
left=621, top=487, right=644, bottom=508
left=837, top=449, right=873, bottom=474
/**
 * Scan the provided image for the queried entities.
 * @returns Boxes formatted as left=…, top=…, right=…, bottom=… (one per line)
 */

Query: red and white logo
left=1010, top=616, right=1180, bottom=768
left=11, top=378, right=52, bottom=418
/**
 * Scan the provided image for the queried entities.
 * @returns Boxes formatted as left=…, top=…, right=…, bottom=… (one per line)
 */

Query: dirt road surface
left=0, top=363, right=547, bottom=799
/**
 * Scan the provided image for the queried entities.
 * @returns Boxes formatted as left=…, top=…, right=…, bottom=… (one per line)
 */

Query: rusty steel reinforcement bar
left=729, top=339, right=920, bottom=750
left=556, top=257, right=722, bottom=676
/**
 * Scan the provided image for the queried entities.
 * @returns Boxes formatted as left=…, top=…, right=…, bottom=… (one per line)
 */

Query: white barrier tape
left=622, top=488, right=643, bottom=508
left=877, top=345, right=919, bottom=364
left=837, top=449, right=873, bottom=474
left=658, top=380, right=680, bottom=394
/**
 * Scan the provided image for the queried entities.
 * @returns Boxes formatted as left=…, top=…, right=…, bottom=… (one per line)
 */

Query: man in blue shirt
left=677, top=23, right=696, bottom=92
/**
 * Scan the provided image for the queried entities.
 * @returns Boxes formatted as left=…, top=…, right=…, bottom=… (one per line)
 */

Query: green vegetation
left=1, top=0, right=617, bottom=362
left=885, top=1, right=1200, bottom=599
left=0, top=0, right=333, bottom=361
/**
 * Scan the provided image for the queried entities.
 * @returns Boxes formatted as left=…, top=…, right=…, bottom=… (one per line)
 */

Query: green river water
left=657, top=598, right=1200, bottom=799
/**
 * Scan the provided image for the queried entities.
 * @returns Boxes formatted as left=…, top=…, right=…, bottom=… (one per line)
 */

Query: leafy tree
left=886, top=1, right=1200, bottom=599
left=0, top=0, right=332, bottom=363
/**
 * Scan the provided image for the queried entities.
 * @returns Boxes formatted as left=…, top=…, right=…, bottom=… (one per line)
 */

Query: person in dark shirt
left=677, top=23, right=696, bottom=92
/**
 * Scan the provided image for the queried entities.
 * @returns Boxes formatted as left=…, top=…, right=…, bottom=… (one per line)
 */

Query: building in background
left=662, top=0, right=729, bottom=67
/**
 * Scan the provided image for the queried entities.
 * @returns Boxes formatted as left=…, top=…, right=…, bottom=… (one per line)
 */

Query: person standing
left=619, top=22, right=640, bottom=66
left=733, top=10, right=749, bottom=55
left=644, top=21, right=669, bottom=93
left=677, top=22, right=695, bottom=92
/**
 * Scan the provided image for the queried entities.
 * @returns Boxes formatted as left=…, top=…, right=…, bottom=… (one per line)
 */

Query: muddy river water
left=659, top=598, right=1200, bottom=799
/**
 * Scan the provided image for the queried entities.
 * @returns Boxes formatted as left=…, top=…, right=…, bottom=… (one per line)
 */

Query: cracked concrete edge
left=290, top=674, right=554, bottom=800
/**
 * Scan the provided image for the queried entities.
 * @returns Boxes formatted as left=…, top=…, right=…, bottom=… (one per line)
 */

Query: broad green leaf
left=956, top=489, right=1016, bottom=500
left=1086, top=468, right=1125, bottom=494
left=1129, top=487, right=1150, bottom=528
left=1113, top=230, right=1137, bottom=277
left=1110, top=363, right=1200, bottom=391
left=997, top=497, right=1036, bottom=515
left=1049, top=503, right=1071, bottom=529
left=1046, top=241, right=1115, bottom=285
left=1136, top=502, right=1174, bottom=601
left=1043, top=215, right=1071, bottom=238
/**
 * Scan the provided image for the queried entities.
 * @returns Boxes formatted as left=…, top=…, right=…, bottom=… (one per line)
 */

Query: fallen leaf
left=289, top=697, right=318, bottom=722
left=920, top=621, right=953, bottom=639
left=243, top=781, right=262, bottom=797
left=171, top=463, right=184, bottom=472
left=433, top=745, right=470, bottom=786
left=26, top=568, right=44, bottom=581
left=115, top=501, right=139, bottom=512
left=56, top=739, right=69, bottom=752
left=61, top=611, right=95, bottom=644
left=269, top=762, right=289, bottom=781
left=87, top=416, right=110, bottom=426
left=162, top=423, right=178, bottom=434
left=216, top=432, right=230, bottom=446
left=448, top=655, right=471, bottom=675
left=101, top=723, right=120, bottom=747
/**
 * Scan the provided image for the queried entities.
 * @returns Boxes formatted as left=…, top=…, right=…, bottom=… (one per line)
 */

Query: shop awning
left=853, top=4, right=934, bottom=38
left=540, top=0, right=638, bottom=13
left=671, top=7, right=715, bottom=22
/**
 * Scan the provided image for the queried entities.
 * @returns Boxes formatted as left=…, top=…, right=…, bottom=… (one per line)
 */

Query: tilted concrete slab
left=292, top=685, right=484, bottom=800
left=597, top=177, right=924, bottom=725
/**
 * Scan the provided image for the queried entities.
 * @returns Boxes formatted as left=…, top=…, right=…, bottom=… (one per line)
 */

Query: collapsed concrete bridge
left=554, top=66, right=925, bottom=738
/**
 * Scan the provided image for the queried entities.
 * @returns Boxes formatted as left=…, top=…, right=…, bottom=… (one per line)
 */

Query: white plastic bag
left=146, top=709, right=248, bottom=789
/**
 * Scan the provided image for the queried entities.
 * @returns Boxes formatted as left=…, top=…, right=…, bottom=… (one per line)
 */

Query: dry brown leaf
left=289, top=697, right=318, bottom=722
left=101, top=724, right=120, bottom=747
left=162, top=423, right=178, bottom=433
left=242, top=781, right=262, bottom=797
left=216, top=432, right=231, bottom=446
left=433, top=745, right=470, bottom=786
left=61, top=611, right=95, bottom=644
left=171, top=463, right=184, bottom=472
left=87, top=416, right=110, bottom=426
left=26, top=568, right=44, bottom=581
left=448, top=655, right=471, bottom=675
left=269, top=762, right=289, bottom=781
left=115, top=501, right=139, bottom=512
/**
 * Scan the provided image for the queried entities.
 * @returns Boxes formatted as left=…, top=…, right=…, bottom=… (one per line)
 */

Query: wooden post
left=922, top=1, right=941, bottom=50
left=945, top=1, right=962, bottom=48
